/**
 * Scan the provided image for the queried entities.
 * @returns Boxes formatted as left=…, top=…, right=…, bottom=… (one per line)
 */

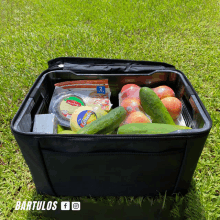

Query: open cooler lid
left=47, top=57, right=176, bottom=73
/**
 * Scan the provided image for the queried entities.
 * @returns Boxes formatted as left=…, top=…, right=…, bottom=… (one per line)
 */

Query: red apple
left=121, top=98, right=143, bottom=116
left=125, top=111, right=151, bottom=124
left=121, top=84, right=140, bottom=93
left=152, top=85, right=175, bottom=100
left=120, top=84, right=141, bottom=100
left=161, top=97, right=182, bottom=120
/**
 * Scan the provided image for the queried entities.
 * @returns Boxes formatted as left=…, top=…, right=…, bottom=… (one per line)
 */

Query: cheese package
left=70, top=106, right=107, bottom=132
left=48, top=80, right=112, bottom=127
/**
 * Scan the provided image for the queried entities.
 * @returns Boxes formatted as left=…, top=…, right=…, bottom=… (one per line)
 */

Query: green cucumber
left=77, top=107, right=126, bottom=134
left=97, top=120, right=122, bottom=134
left=57, top=124, right=71, bottom=133
left=117, top=123, right=191, bottom=135
left=140, top=87, right=175, bottom=125
left=57, top=124, right=64, bottom=133
left=58, top=130, right=76, bottom=134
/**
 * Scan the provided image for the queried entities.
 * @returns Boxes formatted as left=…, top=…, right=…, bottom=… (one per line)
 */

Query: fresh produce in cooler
left=121, top=84, right=140, bottom=97
left=77, top=106, right=126, bottom=134
left=161, top=97, right=182, bottom=120
left=54, top=81, right=186, bottom=135
left=119, top=84, right=141, bottom=104
left=152, top=85, right=175, bottom=100
left=117, top=123, right=191, bottom=135
left=120, top=98, right=143, bottom=116
left=121, top=111, right=151, bottom=126
left=58, top=130, right=76, bottom=134
left=140, top=87, right=175, bottom=125
left=57, top=124, right=69, bottom=133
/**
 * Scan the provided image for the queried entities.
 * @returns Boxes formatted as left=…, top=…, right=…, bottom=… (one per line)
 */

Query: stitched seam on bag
left=33, top=134, right=204, bottom=140
left=172, top=139, right=188, bottom=194
left=38, top=141, right=58, bottom=197
left=42, top=149, right=184, bottom=156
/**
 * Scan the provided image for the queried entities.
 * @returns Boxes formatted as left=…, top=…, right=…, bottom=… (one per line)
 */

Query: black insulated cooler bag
left=10, top=57, right=212, bottom=197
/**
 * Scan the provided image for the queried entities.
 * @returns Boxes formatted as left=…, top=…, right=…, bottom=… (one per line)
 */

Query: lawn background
left=0, top=0, right=220, bottom=219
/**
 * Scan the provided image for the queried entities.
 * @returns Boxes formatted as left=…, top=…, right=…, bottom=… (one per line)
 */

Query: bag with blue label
left=48, top=79, right=112, bottom=127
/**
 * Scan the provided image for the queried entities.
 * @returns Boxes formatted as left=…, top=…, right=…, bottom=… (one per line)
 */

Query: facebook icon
left=61, top=201, right=70, bottom=210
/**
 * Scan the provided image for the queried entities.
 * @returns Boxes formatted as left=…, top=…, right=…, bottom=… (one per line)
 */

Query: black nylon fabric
left=62, top=63, right=169, bottom=73
left=48, top=57, right=175, bottom=70
left=47, top=57, right=176, bottom=74
left=38, top=135, right=187, bottom=153
left=42, top=149, right=184, bottom=197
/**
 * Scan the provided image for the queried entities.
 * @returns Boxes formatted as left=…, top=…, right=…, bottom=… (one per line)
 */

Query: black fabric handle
left=63, top=63, right=171, bottom=73
left=48, top=57, right=175, bottom=73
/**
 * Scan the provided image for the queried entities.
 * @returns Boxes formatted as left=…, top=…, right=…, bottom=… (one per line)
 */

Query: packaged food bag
left=48, top=79, right=112, bottom=127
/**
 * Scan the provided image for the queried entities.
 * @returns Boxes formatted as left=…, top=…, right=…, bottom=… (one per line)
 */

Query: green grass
left=0, top=0, right=220, bottom=219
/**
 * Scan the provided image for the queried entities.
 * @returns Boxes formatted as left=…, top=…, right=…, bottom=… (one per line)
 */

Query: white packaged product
left=33, top=114, right=58, bottom=134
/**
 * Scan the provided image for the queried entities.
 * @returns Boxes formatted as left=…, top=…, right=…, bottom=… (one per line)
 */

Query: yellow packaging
left=70, top=106, right=107, bottom=132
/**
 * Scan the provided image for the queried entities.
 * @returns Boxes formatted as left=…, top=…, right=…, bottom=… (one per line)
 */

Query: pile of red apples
left=119, top=84, right=182, bottom=122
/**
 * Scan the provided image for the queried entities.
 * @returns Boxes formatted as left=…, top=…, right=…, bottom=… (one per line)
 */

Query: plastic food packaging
left=120, top=111, right=152, bottom=126
left=119, top=85, right=184, bottom=127
left=48, top=79, right=112, bottom=127
left=174, top=113, right=186, bottom=126
left=118, top=85, right=141, bottom=106
left=33, top=114, right=58, bottom=134
left=161, top=96, right=182, bottom=120
left=70, top=105, right=107, bottom=132
left=119, top=109, right=152, bottom=126
left=119, top=97, right=152, bottom=126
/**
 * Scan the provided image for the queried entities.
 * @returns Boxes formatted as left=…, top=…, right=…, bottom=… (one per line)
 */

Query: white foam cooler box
left=11, top=57, right=212, bottom=197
